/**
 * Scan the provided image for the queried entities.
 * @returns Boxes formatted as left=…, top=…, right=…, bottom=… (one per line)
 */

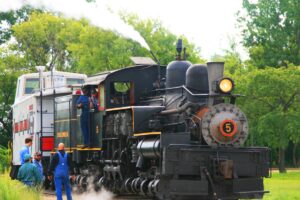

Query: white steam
left=74, top=188, right=114, bottom=200
left=0, top=0, right=150, bottom=50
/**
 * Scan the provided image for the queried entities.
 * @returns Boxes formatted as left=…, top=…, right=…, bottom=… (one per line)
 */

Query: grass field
left=0, top=173, right=41, bottom=200
left=263, top=171, right=300, bottom=200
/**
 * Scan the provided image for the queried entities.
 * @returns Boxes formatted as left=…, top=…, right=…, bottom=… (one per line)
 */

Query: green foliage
left=211, top=39, right=246, bottom=76
left=0, top=147, right=9, bottom=173
left=235, top=67, right=300, bottom=170
left=12, top=12, right=74, bottom=70
left=239, top=0, right=300, bottom=68
left=0, top=173, right=41, bottom=200
left=11, top=12, right=204, bottom=75
left=0, top=7, right=35, bottom=44
left=0, top=46, right=28, bottom=147
left=237, top=67, right=300, bottom=144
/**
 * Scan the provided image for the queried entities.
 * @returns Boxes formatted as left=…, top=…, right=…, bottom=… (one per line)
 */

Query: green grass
left=263, top=171, right=300, bottom=200
left=0, top=173, right=41, bottom=200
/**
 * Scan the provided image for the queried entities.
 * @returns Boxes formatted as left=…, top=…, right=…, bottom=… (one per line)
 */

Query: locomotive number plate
left=219, top=120, right=237, bottom=137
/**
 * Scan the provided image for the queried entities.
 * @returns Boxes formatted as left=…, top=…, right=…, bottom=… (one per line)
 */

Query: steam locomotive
left=53, top=40, right=270, bottom=200
left=11, top=39, right=270, bottom=200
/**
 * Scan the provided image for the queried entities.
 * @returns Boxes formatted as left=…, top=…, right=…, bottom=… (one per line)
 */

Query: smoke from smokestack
left=0, top=0, right=150, bottom=50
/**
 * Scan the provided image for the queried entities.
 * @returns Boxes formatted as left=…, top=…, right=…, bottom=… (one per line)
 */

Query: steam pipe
left=160, top=102, right=200, bottom=115
left=149, top=50, right=161, bottom=88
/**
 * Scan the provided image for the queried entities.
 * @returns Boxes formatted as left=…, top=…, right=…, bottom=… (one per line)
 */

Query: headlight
left=218, top=78, right=234, bottom=93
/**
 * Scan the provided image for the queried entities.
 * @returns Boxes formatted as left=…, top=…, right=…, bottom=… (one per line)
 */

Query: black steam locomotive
left=54, top=40, right=270, bottom=200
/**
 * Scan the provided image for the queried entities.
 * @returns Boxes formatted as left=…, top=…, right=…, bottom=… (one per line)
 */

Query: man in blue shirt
left=33, top=152, right=44, bottom=180
left=76, top=88, right=90, bottom=147
left=19, top=138, right=32, bottom=165
left=17, top=154, right=43, bottom=187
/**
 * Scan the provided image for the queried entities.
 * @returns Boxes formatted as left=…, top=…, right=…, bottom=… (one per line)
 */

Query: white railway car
left=10, top=70, right=86, bottom=179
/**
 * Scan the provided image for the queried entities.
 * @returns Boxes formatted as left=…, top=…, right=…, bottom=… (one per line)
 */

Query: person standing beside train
left=19, top=137, right=32, bottom=165
left=48, top=143, right=75, bottom=200
left=76, top=88, right=90, bottom=148
left=33, top=152, right=44, bottom=180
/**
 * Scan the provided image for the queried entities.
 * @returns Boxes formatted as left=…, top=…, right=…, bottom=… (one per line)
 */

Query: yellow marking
left=52, top=147, right=102, bottom=152
left=54, top=147, right=77, bottom=150
left=55, top=119, right=77, bottom=123
left=77, top=148, right=102, bottom=151
left=57, top=131, right=69, bottom=138
left=51, top=151, right=73, bottom=154
left=106, top=106, right=132, bottom=112
left=133, top=132, right=161, bottom=137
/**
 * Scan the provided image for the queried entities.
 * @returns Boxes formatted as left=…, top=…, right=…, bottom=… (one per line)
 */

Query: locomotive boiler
left=52, top=40, right=270, bottom=200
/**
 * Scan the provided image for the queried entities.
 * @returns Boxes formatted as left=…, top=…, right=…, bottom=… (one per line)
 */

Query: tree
left=239, top=0, right=300, bottom=68
left=13, top=12, right=204, bottom=75
left=236, top=67, right=300, bottom=172
left=211, top=38, right=245, bottom=76
left=0, top=7, right=35, bottom=44
left=0, top=46, right=27, bottom=147
left=12, top=12, right=78, bottom=71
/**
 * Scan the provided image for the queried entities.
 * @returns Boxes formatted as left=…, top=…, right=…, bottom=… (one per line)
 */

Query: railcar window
left=25, top=78, right=39, bottom=94
left=67, top=78, right=84, bottom=85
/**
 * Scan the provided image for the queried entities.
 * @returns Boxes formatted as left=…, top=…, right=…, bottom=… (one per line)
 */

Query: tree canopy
left=239, top=0, right=300, bottom=68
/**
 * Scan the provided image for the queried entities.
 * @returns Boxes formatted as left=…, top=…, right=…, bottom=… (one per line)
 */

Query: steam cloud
left=0, top=0, right=150, bottom=50
left=74, top=188, right=114, bottom=200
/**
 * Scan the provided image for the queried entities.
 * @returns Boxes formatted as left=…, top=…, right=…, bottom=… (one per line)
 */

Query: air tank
left=166, top=61, right=191, bottom=88
left=185, top=64, right=209, bottom=93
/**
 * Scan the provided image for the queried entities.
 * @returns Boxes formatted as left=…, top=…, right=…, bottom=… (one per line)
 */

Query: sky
left=104, top=0, right=247, bottom=60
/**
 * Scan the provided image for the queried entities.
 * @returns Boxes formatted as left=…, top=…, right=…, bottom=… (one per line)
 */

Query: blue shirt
left=20, top=146, right=30, bottom=165
left=33, top=160, right=43, bottom=177
left=76, top=95, right=90, bottom=118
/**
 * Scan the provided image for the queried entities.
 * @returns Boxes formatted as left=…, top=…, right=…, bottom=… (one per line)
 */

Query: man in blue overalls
left=48, top=143, right=74, bottom=200
left=76, top=88, right=90, bottom=147
left=20, top=137, right=32, bottom=165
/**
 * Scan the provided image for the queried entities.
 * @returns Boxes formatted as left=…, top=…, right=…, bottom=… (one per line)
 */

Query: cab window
left=110, top=82, right=131, bottom=105
left=25, top=78, right=39, bottom=94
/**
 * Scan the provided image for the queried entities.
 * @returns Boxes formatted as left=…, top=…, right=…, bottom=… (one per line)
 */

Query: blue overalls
left=76, top=95, right=90, bottom=146
left=54, top=152, right=72, bottom=200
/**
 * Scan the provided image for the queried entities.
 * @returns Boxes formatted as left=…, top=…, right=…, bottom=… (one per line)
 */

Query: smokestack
left=206, top=62, right=224, bottom=94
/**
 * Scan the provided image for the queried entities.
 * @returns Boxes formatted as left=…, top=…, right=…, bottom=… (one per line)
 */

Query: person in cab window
left=76, top=88, right=90, bottom=147
left=90, top=89, right=99, bottom=111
